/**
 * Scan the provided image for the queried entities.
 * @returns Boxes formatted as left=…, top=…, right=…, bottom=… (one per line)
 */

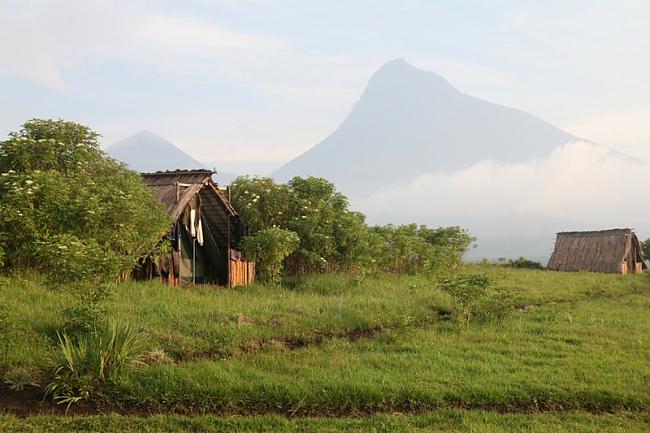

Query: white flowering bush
left=231, top=176, right=371, bottom=274
left=0, top=119, right=170, bottom=282
left=231, top=176, right=474, bottom=279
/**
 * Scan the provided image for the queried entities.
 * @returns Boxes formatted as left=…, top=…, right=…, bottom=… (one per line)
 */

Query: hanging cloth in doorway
left=183, top=193, right=204, bottom=246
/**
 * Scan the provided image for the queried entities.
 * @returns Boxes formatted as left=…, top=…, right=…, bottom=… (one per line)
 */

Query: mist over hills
left=271, top=58, right=650, bottom=260
left=273, top=58, right=574, bottom=197
left=103, top=60, right=648, bottom=260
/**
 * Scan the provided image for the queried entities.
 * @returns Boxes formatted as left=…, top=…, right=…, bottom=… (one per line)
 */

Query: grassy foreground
left=1, top=266, right=650, bottom=419
left=2, top=411, right=649, bottom=433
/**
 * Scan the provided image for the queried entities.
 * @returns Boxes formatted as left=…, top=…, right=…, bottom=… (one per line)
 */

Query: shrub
left=0, top=119, right=170, bottom=282
left=370, top=224, right=474, bottom=275
left=231, top=176, right=474, bottom=278
left=45, top=319, right=145, bottom=409
left=62, top=284, right=113, bottom=334
left=437, top=273, right=492, bottom=327
left=242, top=227, right=300, bottom=284
left=232, top=176, right=372, bottom=274
left=33, top=235, right=127, bottom=284
left=504, top=257, right=544, bottom=270
left=3, top=367, right=37, bottom=391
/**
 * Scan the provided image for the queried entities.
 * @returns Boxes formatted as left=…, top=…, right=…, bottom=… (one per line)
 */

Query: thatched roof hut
left=138, top=169, right=254, bottom=287
left=547, top=229, right=646, bottom=274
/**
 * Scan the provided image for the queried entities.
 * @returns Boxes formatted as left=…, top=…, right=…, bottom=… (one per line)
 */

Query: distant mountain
left=273, top=58, right=574, bottom=197
left=106, top=131, right=208, bottom=173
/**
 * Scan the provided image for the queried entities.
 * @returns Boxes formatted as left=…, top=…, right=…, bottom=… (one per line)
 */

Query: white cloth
left=196, top=218, right=204, bottom=246
left=190, top=209, right=196, bottom=237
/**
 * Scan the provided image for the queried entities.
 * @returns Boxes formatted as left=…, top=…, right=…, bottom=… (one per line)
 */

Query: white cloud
left=0, top=0, right=291, bottom=91
left=0, top=0, right=370, bottom=156
left=132, top=14, right=284, bottom=51
left=0, top=0, right=152, bottom=91
left=356, top=141, right=650, bottom=241
left=564, top=111, right=650, bottom=160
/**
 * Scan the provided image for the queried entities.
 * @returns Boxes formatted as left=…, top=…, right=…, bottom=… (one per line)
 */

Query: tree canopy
left=0, top=119, right=170, bottom=282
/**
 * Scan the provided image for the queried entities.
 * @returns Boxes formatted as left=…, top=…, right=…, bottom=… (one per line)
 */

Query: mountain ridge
left=106, top=130, right=208, bottom=173
left=273, top=58, right=575, bottom=197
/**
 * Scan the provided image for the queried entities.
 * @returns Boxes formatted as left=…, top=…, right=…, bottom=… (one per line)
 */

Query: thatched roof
left=547, top=228, right=646, bottom=273
left=142, top=169, right=236, bottom=220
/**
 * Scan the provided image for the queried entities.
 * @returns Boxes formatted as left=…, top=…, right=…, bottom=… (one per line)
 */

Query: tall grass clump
left=2, top=367, right=37, bottom=391
left=45, top=319, right=145, bottom=409
left=437, top=273, right=492, bottom=327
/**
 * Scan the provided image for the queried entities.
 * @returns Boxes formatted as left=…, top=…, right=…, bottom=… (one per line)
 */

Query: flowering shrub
left=232, top=176, right=372, bottom=274
left=231, top=176, right=474, bottom=278
left=0, top=119, right=170, bottom=282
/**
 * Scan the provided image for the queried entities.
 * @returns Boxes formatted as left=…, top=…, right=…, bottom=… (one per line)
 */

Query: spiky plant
left=45, top=319, right=145, bottom=409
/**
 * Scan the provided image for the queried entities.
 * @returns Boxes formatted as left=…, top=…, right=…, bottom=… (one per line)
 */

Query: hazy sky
left=1, top=0, right=649, bottom=163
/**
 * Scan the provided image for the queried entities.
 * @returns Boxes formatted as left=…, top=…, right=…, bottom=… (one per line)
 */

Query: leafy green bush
left=45, top=319, right=145, bottom=409
left=642, top=238, right=650, bottom=261
left=33, top=235, right=127, bottom=284
left=370, top=224, right=474, bottom=274
left=0, top=119, right=170, bottom=282
left=504, top=257, right=544, bottom=270
left=62, top=284, right=113, bottom=334
left=437, top=273, right=492, bottom=326
left=231, top=176, right=474, bottom=278
left=242, top=227, right=300, bottom=284
left=232, top=176, right=372, bottom=274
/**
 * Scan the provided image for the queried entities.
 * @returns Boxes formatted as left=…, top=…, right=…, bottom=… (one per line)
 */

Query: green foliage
left=3, top=268, right=650, bottom=415
left=641, top=238, right=650, bottom=261
left=230, top=176, right=291, bottom=233
left=232, top=176, right=372, bottom=273
left=3, top=412, right=650, bottom=433
left=62, top=284, right=113, bottom=334
left=231, top=176, right=473, bottom=278
left=283, top=177, right=370, bottom=272
left=370, top=224, right=474, bottom=274
left=0, top=303, right=7, bottom=332
left=242, top=227, right=300, bottom=284
left=0, top=119, right=170, bottom=282
left=33, top=235, right=127, bottom=284
left=0, top=119, right=102, bottom=173
left=2, top=367, right=37, bottom=391
left=503, top=256, right=545, bottom=270
left=45, top=319, right=145, bottom=409
left=437, top=273, right=492, bottom=325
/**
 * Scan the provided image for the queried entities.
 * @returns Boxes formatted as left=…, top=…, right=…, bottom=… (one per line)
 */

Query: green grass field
left=1, top=266, right=650, bottom=430
left=2, top=411, right=649, bottom=433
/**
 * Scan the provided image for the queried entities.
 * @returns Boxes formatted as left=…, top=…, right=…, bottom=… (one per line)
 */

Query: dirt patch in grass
left=0, top=388, right=44, bottom=417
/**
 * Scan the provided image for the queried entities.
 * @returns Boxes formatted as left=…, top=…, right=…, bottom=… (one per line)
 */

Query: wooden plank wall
left=229, top=259, right=255, bottom=287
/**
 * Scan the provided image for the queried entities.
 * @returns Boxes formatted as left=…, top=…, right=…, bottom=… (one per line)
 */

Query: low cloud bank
left=355, top=141, right=649, bottom=260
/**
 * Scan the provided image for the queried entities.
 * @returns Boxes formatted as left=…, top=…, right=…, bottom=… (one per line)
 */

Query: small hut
left=138, top=169, right=254, bottom=287
left=547, top=229, right=646, bottom=274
